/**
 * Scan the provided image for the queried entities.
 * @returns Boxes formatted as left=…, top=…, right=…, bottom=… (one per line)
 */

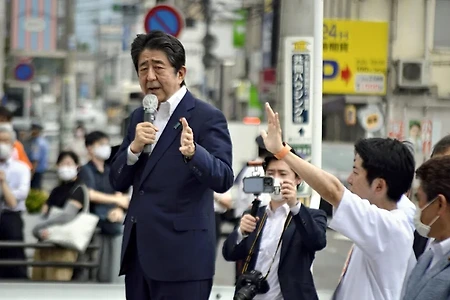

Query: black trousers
left=30, top=172, right=43, bottom=190
left=124, top=226, right=212, bottom=300
left=0, top=211, right=28, bottom=278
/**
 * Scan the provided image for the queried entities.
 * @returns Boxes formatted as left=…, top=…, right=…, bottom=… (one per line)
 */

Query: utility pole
left=60, top=0, right=77, bottom=151
left=276, top=0, right=323, bottom=209
left=0, top=0, right=6, bottom=98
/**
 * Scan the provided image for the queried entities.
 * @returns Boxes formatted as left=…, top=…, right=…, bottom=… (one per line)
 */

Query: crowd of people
left=0, top=29, right=449, bottom=300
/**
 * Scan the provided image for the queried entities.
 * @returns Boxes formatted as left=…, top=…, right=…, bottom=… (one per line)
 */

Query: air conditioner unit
left=397, top=59, right=430, bottom=89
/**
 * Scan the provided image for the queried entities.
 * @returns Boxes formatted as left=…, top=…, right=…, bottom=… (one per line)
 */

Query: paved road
left=14, top=173, right=352, bottom=299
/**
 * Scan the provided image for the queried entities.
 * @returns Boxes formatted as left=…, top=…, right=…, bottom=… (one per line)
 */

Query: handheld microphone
left=142, top=94, right=158, bottom=154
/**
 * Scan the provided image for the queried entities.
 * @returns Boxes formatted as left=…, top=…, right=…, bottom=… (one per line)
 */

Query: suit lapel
left=410, top=250, right=450, bottom=299
left=138, top=91, right=195, bottom=188
left=406, top=249, right=433, bottom=299
left=406, top=248, right=450, bottom=300
left=279, top=214, right=295, bottom=265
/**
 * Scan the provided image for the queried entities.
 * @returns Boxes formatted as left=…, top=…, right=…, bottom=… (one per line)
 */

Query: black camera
left=234, top=270, right=270, bottom=300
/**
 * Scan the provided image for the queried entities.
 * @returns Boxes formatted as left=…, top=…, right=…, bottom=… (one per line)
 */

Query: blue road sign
left=144, top=5, right=184, bottom=37
left=14, top=63, right=34, bottom=81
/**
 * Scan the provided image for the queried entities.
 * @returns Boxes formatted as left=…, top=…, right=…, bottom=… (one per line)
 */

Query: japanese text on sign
left=322, top=19, right=388, bottom=95
left=292, top=54, right=310, bottom=124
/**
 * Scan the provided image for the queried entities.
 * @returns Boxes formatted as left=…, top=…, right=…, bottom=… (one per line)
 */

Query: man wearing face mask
left=401, top=156, right=450, bottom=300
left=222, top=149, right=327, bottom=300
left=413, top=134, right=450, bottom=259
left=78, top=131, right=129, bottom=283
left=0, top=126, right=31, bottom=278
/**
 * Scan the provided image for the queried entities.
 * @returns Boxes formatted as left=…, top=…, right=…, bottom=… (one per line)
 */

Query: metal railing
left=0, top=233, right=102, bottom=281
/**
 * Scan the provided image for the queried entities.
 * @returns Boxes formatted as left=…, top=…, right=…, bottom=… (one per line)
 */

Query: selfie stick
left=247, top=161, right=263, bottom=218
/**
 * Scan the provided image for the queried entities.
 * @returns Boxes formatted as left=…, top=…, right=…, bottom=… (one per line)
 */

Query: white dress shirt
left=236, top=202, right=301, bottom=300
left=397, top=194, right=416, bottom=232
left=428, top=237, right=450, bottom=270
left=127, top=86, right=187, bottom=165
left=0, top=158, right=31, bottom=212
left=329, top=188, right=415, bottom=300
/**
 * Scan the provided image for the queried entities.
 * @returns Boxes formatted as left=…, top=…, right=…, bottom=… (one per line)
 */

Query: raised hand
left=260, top=102, right=284, bottom=154
left=179, top=117, right=195, bottom=158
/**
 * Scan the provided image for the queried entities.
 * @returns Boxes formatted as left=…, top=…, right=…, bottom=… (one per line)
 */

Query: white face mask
left=414, top=196, right=440, bottom=238
left=270, top=177, right=283, bottom=202
left=94, top=144, right=111, bottom=161
left=0, top=143, right=12, bottom=160
left=57, top=166, right=78, bottom=181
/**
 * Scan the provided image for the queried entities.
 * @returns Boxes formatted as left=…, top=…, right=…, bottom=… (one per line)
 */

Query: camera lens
left=234, top=285, right=257, bottom=300
left=263, top=177, right=273, bottom=185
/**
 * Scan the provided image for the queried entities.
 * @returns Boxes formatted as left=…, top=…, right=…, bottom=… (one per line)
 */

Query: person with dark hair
left=413, top=133, right=450, bottom=259
left=109, top=31, right=233, bottom=300
left=401, top=156, right=450, bottom=300
left=79, top=130, right=129, bottom=283
left=233, top=135, right=272, bottom=222
left=31, top=151, right=87, bottom=281
left=261, top=103, right=415, bottom=300
left=223, top=149, right=327, bottom=300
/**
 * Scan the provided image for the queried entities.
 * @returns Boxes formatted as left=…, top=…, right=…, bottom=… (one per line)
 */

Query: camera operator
left=222, top=149, right=327, bottom=300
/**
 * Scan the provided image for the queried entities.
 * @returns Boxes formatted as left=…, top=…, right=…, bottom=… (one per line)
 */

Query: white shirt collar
left=266, top=202, right=290, bottom=217
left=430, top=236, right=450, bottom=258
left=161, top=85, right=187, bottom=116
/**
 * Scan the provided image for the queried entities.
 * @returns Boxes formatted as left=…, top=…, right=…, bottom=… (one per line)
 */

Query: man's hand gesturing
left=179, top=118, right=195, bottom=158
left=130, top=122, right=159, bottom=153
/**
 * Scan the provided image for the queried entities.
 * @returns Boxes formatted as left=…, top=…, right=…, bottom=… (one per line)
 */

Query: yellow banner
left=323, top=19, right=389, bottom=95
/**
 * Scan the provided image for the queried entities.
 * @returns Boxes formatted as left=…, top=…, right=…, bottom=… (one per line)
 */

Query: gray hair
left=0, top=124, right=16, bottom=143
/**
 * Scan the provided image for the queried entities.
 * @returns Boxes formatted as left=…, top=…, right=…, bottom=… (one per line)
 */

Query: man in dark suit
left=109, top=31, right=234, bottom=300
left=413, top=134, right=450, bottom=259
left=222, top=150, right=327, bottom=300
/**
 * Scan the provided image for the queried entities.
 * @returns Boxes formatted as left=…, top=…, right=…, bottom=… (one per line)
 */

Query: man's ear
left=295, top=176, right=302, bottom=186
left=372, top=178, right=387, bottom=193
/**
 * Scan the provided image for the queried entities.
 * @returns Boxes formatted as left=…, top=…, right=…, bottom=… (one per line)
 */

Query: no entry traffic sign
left=14, top=63, right=34, bottom=81
left=144, top=5, right=184, bottom=38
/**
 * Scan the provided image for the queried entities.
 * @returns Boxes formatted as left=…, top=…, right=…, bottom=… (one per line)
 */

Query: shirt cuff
left=236, top=227, right=248, bottom=244
left=127, top=146, right=141, bottom=165
left=289, top=201, right=302, bottom=215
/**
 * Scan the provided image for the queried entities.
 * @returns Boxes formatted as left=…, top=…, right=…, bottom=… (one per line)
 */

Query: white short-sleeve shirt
left=329, top=188, right=415, bottom=300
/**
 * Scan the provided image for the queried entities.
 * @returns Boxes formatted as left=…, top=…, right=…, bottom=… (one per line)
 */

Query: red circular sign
left=144, top=5, right=184, bottom=38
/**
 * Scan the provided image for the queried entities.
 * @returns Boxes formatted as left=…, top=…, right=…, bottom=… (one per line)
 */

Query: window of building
left=434, top=0, right=450, bottom=48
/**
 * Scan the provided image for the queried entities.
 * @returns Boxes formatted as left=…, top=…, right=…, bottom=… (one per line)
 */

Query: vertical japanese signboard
left=283, top=37, right=314, bottom=158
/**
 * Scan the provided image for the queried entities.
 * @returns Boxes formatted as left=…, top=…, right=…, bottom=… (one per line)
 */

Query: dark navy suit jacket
left=222, top=205, right=327, bottom=300
left=109, top=90, right=234, bottom=282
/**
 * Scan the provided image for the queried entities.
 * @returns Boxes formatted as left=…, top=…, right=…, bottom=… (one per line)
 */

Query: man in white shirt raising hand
left=261, top=103, right=415, bottom=300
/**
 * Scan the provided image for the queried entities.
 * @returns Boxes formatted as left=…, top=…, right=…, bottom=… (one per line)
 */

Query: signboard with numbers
left=323, top=19, right=389, bottom=95
left=283, top=37, right=314, bottom=146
